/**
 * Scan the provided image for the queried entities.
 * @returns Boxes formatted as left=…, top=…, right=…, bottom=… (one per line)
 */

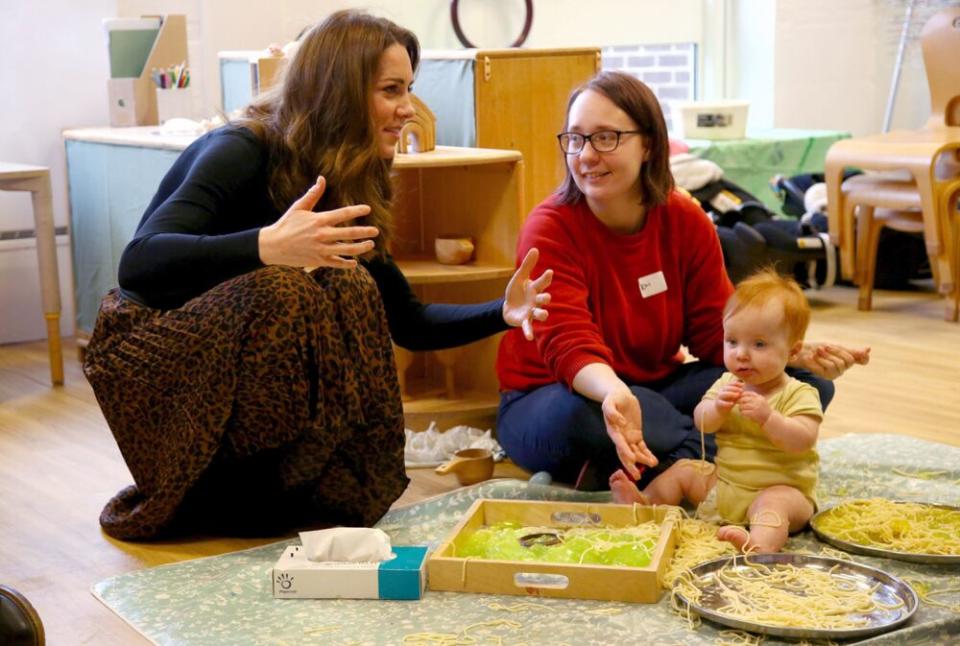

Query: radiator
left=0, top=229, right=75, bottom=344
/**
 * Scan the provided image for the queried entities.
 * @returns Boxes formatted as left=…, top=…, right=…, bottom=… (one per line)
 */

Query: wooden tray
left=427, top=499, right=679, bottom=603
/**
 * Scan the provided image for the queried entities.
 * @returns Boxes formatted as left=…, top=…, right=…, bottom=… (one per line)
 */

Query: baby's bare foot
left=717, top=525, right=752, bottom=552
left=609, top=469, right=650, bottom=504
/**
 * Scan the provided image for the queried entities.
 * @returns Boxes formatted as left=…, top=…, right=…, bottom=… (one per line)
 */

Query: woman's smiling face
left=564, top=89, right=648, bottom=209
left=369, top=43, right=416, bottom=159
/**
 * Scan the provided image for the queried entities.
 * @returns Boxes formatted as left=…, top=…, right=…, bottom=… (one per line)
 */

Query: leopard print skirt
left=83, top=265, right=407, bottom=540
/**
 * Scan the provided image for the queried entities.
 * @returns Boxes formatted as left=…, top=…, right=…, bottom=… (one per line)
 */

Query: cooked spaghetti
left=815, top=499, right=960, bottom=556
left=673, top=558, right=904, bottom=630
left=661, top=517, right=737, bottom=587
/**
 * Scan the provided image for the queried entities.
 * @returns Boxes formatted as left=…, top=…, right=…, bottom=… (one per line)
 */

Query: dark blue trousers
left=497, top=362, right=834, bottom=490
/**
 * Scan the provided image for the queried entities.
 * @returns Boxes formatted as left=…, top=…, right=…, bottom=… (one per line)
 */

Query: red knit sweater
left=497, top=191, right=733, bottom=391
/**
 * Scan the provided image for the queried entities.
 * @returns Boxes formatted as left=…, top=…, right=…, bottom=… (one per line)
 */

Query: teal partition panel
left=415, top=58, right=476, bottom=148
left=65, top=140, right=180, bottom=331
left=220, top=59, right=253, bottom=113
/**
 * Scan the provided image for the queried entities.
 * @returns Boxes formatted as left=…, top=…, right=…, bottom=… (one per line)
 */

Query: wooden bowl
left=435, top=448, right=494, bottom=485
left=435, top=235, right=475, bottom=265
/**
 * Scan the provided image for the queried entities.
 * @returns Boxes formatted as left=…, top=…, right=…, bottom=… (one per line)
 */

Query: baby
left=610, top=268, right=823, bottom=553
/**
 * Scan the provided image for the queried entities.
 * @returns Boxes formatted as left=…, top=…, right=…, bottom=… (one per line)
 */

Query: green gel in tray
left=457, top=521, right=658, bottom=567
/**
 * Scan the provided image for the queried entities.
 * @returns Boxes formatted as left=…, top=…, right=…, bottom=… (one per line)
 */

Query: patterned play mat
left=93, top=434, right=960, bottom=645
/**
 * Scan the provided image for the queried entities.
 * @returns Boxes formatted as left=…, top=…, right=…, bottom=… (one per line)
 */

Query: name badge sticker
left=638, top=271, right=667, bottom=298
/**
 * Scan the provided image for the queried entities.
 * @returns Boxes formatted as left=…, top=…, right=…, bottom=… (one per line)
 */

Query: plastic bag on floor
left=404, top=422, right=505, bottom=468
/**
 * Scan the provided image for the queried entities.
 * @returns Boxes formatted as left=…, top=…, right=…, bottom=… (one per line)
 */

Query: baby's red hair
left=724, top=268, right=810, bottom=346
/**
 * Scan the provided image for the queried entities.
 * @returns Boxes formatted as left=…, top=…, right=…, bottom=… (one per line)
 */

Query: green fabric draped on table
left=686, top=129, right=851, bottom=215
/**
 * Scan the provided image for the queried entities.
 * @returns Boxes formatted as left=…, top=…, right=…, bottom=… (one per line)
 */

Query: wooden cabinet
left=391, top=146, right=524, bottom=431
left=417, top=48, right=600, bottom=216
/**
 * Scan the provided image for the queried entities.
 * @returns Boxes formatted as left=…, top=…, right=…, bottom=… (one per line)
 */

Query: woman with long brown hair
left=84, top=10, right=551, bottom=540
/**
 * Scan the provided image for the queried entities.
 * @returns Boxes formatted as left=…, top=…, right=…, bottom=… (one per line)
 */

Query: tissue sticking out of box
left=299, top=527, right=392, bottom=562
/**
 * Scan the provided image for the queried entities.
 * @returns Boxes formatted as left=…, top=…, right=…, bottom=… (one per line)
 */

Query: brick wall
left=600, top=43, right=697, bottom=132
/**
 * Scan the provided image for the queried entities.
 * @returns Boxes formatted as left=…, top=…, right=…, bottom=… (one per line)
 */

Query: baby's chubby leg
left=644, top=459, right=716, bottom=506
left=611, top=459, right=716, bottom=507
left=718, top=485, right=814, bottom=553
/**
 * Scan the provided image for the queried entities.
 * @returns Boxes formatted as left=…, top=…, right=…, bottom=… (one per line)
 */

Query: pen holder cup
left=155, top=87, right=193, bottom=124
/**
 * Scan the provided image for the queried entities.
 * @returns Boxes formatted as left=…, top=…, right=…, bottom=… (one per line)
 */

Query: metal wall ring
left=450, top=0, right=534, bottom=48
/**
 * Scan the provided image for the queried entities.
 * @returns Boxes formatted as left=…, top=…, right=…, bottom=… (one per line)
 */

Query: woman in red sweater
left=495, top=72, right=868, bottom=489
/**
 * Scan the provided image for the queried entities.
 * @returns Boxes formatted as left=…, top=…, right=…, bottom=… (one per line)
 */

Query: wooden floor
left=1, top=284, right=958, bottom=645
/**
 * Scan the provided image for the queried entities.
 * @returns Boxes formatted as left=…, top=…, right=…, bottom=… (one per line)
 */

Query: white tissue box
left=272, top=545, right=428, bottom=600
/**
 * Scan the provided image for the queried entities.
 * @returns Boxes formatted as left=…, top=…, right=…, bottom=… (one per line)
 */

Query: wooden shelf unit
left=390, top=146, right=524, bottom=431
left=396, top=259, right=515, bottom=284
left=418, top=48, right=600, bottom=216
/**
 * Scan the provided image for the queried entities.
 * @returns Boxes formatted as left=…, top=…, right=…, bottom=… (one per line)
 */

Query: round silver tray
left=811, top=500, right=960, bottom=565
left=673, top=553, right=918, bottom=640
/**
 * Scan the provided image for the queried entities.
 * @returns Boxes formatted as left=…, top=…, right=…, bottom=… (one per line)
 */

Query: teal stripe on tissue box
left=379, top=546, right=428, bottom=600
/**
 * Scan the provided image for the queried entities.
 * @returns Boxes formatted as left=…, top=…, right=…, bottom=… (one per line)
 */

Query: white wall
left=0, top=0, right=113, bottom=226
left=119, top=0, right=705, bottom=128
left=771, top=0, right=883, bottom=133
left=728, top=0, right=776, bottom=129
left=0, top=0, right=114, bottom=340
left=728, top=0, right=944, bottom=136
left=113, top=0, right=945, bottom=138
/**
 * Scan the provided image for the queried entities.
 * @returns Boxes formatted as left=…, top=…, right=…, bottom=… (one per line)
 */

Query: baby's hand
left=714, top=381, right=744, bottom=414
left=737, top=391, right=772, bottom=425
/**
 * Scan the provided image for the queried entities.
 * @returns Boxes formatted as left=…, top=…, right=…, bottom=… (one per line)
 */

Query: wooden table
left=824, top=128, right=960, bottom=294
left=0, top=162, right=63, bottom=385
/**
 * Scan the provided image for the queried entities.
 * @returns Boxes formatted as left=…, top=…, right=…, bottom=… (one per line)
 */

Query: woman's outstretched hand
left=602, top=389, right=658, bottom=480
left=792, top=343, right=871, bottom=380
left=259, top=175, right=379, bottom=269
left=502, top=247, right=553, bottom=340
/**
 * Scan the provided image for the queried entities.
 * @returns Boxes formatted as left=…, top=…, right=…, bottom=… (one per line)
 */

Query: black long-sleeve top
left=118, top=125, right=507, bottom=351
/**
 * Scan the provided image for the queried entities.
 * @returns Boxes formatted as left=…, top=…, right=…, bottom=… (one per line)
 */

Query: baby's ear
left=789, top=340, right=804, bottom=359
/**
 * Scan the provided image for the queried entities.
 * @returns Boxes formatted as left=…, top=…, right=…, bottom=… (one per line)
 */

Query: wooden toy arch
left=398, top=94, right=436, bottom=153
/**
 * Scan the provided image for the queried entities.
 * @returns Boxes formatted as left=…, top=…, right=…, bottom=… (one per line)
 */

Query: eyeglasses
left=557, top=130, right=642, bottom=154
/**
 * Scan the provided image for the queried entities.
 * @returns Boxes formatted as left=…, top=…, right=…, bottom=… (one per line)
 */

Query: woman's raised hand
left=602, top=388, right=658, bottom=479
left=258, top=176, right=380, bottom=269
left=792, top=343, right=871, bottom=380
left=502, top=247, right=553, bottom=340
